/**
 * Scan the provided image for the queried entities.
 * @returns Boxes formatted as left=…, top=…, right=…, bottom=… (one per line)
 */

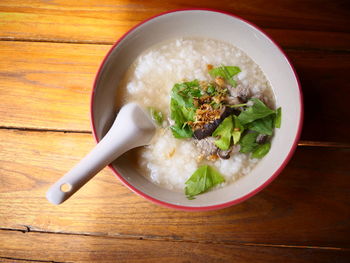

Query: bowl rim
left=90, top=8, right=304, bottom=211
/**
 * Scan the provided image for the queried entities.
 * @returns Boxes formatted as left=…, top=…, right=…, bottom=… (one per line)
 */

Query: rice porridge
left=118, top=38, right=279, bottom=198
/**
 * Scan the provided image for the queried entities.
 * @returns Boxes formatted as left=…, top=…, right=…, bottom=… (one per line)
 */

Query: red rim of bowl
left=90, top=8, right=304, bottom=211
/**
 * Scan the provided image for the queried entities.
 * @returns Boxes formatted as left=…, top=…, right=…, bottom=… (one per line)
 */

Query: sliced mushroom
left=193, top=106, right=235, bottom=140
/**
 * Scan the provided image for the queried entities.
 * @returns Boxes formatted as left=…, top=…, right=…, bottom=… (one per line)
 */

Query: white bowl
left=91, top=9, right=303, bottom=211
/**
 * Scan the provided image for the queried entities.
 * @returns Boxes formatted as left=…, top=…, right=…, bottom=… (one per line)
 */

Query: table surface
left=0, top=1, right=349, bottom=262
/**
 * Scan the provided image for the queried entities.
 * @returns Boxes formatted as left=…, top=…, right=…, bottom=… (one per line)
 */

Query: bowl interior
left=92, top=10, right=302, bottom=209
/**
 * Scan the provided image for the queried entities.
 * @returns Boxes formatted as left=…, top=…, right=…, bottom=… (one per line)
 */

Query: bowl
left=91, top=9, right=303, bottom=211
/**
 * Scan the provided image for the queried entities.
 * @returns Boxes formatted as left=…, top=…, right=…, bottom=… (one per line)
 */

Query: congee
left=119, top=38, right=281, bottom=199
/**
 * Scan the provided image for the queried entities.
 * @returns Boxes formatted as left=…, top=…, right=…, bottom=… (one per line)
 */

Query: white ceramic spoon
left=46, top=103, right=156, bottom=205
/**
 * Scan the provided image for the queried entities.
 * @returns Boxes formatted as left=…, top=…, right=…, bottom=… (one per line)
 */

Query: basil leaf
left=222, top=69, right=236, bottom=87
left=184, top=79, right=201, bottom=88
left=248, top=114, right=274, bottom=135
left=275, top=107, right=282, bottom=128
left=170, top=124, right=193, bottom=138
left=212, top=115, right=233, bottom=150
left=185, top=165, right=225, bottom=199
left=238, top=98, right=275, bottom=125
left=170, top=98, right=195, bottom=139
left=209, top=66, right=241, bottom=87
left=170, top=99, right=195, bottom=124
left=181, top=106, right=196, bottom=122
left=223, top=66, right=241, bottom=77
left=171, top=80, right=200, bottom=108
left=239, top=132, right=259, bottom=153
left=148, top=107, right=163, bottom=126
left=171, top=83, right=194, bottom=108
left=170, top=99, right=185, bottom=126
left=232, top=115, right=244, bottom=144
left=252, top=142, right=271, bottom=159
left=209, top=66, right=241, bottom=79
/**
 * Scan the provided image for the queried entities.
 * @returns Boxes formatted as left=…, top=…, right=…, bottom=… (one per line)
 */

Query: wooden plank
left=0, top=230, right=349, bottom=263
left=0, top=0, right=349, bottom=49
left=0, top=129, right=349, bottom=248
left=1, top=41, right=350, bottom=142
left=264, top=29, right=350, bottom=51
left=0, top=257, right=57, bottom=263
left=287, top=51, right=350, bottom=143
left=0, top=41, right=109, bottom=131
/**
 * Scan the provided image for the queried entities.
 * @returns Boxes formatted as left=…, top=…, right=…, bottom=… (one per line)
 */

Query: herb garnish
left=275, top=107, right=282, bottom=128
left=228, top=103, right=247, bottom=108
left=248, top=114, right=275, bottom=135
left=239, top=132, right=259, bottom=153
left=238, top=98, right=275, bottom=125
left=212, top=115, right=233, bottom=150
left=206, top=84, right=216, bottom=94
left=185, top=165, right=225, bottom=199
left=170, top=80, right=203, bottom=138
left=232, top=115, right=244, bottom=144
left=209, top=65, right=241, bottom=87
left=165, top=65, right=282, bottom=199
left=237, top=99, right=281, bottom=154
left=252, top=142, right=271, bottom=159
left=148, top=107, right=163, bottom=126
left=171, top=80, right=201, bottom=108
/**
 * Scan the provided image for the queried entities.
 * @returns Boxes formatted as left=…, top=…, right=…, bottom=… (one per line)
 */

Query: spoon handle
left=46, top=134, right=126, bottom=205
left=46, top=103, right=155, bottom=205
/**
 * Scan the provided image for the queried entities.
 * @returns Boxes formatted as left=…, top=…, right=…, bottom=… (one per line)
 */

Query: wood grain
left=0, top=41, right=109, bottom=131
left=0, top=230, right=349, bottom=263
left=0, top=129, right=349, bottom=248
left=1, top=41, right=350, bottom=142
left=263, top=29, right=350, bottom=51
left=0, top=257, right=58, bottom=263
left=287, top=50, right=350, bottom=143
left=0, top=0, right=349, bottom=47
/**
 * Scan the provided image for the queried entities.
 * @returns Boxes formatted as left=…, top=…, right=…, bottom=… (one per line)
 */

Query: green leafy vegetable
left=170, top=99, right=194, bottom=138
left=148, top=107, right=163, bottom=126
left=232, top=115, right=244, bottom=144
left=209, top=66, right=241, bottom=87
left=212, top=116, right=233, bottom=150
left=210, top=102, right=221, bottom=109
left=252, top=142, right=271, bottom=159
left=238, top=98, right=275, bottom=125
left=170, top=99, right=187, bottom=126
left=170, top=124, right=193, bottom=138
left=170, top=81, right=198, bottom=138
left=185, top=165, right=225, bottom=199
left=228, top=103, right=247, bottom=108
left=171, top=80, right=201, bottom=108
left=180, top=105, right=196, bottom=122
left=248, top=114, right=274, bottom=135
left=275, top=107, right=282, bottom=128
left=206, top=84, right=216, bottom=94
left=239, top=132, right=259, bottom=153
left=209, top=66, right=241, bottom=79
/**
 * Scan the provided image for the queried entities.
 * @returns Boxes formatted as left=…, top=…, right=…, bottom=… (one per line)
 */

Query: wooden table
left=0, top=1, right=349, bottom=262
